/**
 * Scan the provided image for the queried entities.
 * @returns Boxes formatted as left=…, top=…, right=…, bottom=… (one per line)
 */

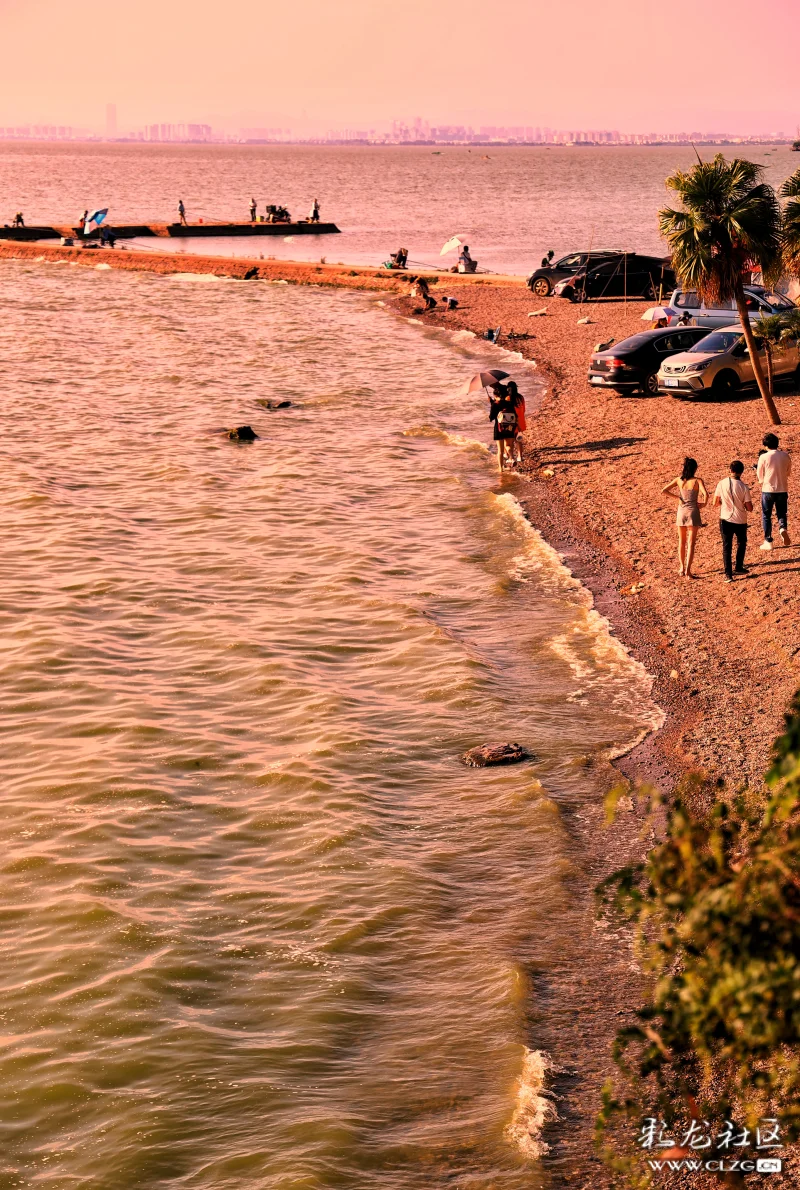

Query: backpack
left=496, top=406, right=518, bottom=432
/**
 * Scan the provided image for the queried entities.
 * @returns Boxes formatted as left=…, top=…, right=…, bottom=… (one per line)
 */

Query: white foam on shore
left=167, top=272, right=226, bottom=282
left=504, top=1047, right=558, bottom=1160
left=491, top=492, right=665, bottom=755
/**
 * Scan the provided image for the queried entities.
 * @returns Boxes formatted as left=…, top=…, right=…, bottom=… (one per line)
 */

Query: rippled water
left=0, top=257, right=661, bottom=1186
left=2, top=140, right=794, bottom=273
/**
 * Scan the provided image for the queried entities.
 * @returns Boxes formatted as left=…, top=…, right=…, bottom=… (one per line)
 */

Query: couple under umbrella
left=461, top=369, right=526, bottom=471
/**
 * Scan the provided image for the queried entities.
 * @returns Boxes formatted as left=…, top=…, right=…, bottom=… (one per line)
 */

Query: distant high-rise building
left=106, top=103, right=117, bottom=139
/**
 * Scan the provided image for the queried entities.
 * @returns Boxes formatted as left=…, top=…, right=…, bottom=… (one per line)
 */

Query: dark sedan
left=557, top=254, right=676, bottom=302
left=588, top=327, right=711, bottom=395
left=526, top=249, right=625, bottom=296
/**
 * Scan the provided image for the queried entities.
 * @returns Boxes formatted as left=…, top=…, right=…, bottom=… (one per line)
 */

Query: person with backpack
left=489, top=384, right=518, bottom=471
left=505, top=380, right=526, bottom=467
left=712, top=460, right=753, bottom=582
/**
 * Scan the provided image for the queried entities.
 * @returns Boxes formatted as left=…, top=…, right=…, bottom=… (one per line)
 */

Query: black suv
left=588, top=326, right=711, bottom=396
left=557, top=254, right=676, bottom=302
left=526, top=250, right=625, bottom=296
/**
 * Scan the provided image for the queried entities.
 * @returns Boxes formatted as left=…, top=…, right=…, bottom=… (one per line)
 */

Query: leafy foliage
left=659, top=154, right=782, bottom=302
left=658, top=154, right=783, bottom=424
left=595, top=695, right=800, bottom=1178
left=781, top=168, right=800, bottom=279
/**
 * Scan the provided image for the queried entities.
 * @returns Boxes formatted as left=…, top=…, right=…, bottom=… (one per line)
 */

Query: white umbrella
left=440, top=235, right=464, bottom=256
left=641, top=306, right=679, bottom=322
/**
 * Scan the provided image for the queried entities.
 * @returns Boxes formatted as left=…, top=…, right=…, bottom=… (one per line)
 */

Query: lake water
left=2, top=140, right=795, bottom=273
left=0, top=149, right=665, bottom=1186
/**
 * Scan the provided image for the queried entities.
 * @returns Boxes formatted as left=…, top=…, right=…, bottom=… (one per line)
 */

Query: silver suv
left=667, top=286, right=795, bottom=329
left=658, top=324, right=800, bottom=397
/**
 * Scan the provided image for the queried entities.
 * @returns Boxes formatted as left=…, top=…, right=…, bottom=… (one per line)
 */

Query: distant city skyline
left=1, top=0, right=798, bottom=138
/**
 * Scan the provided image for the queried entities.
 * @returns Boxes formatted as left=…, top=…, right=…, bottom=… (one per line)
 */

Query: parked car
left=526, top=249, right=625, bottom=296
left=555, top=254, right=676, bottom=302
left=588, top=326, right=712, bottom=395
left=657, top=324, right=800, bottom=397
left=666, top=286, right=796, bottom=328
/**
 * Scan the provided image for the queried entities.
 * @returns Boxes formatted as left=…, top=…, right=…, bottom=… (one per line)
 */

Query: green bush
left=595, top=694, right=800, bottom=1180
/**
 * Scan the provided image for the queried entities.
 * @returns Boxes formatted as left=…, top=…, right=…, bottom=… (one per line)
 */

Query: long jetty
left=0, top=221, right=340, bottom=242
left=0, top=237, right=524, bottom=292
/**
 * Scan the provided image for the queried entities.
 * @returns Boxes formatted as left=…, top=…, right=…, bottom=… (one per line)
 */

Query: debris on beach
left=577, top=316, right=593, bottom=325
left=541, top=468, right=554, bottom=477
left=594, top=338, right=614, bottom=352
left=462, top=742, right=531, bottom=767
left=527, top=309, right=547, bottom=317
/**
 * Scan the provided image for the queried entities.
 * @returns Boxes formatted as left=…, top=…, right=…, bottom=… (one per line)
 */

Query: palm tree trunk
left=734, top=285, right=781, bottom=424
left=765, top=343, right=774, bottom=396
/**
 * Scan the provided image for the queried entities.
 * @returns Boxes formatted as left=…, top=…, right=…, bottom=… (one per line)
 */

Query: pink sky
left=2, top=0, right=798, bottom=134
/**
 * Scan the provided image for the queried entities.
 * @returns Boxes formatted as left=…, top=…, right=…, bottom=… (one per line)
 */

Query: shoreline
left=6, top=238, right=798, bottom=1180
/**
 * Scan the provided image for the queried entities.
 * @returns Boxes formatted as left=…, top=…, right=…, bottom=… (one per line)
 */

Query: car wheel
left=641, top=372, right=660, bottom=396
left=531, top=277, right=551, bottom=297
left=711, top=370, right=740, bottom=397
left=643, top=282, right=656, bottom=301
left=564, top=289, right=578, bottom=303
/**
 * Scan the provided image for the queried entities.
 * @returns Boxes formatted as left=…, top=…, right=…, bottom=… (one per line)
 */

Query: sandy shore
left=390, top=285, right=800, bottom=798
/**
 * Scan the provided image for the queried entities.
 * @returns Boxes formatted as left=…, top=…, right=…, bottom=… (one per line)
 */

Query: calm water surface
left=0, top=257, right=660, bottom=1186
left=2, top=141, right=794, bottom=273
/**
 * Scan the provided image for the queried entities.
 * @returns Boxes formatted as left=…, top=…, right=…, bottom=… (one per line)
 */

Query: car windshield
left=688, top=330, right=741, bottom=354
left=760, top=291, right=795, bottom=310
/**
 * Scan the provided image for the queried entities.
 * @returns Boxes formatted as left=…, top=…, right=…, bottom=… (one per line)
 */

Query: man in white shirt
left=713, top=460, right=753, bottom=581
left=757, top=432, right=791, bottom=550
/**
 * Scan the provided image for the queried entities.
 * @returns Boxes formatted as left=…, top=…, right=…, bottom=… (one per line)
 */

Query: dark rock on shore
left=461, top=742, right=530, bottom=767
left=227, top=425, right=258, bottom=441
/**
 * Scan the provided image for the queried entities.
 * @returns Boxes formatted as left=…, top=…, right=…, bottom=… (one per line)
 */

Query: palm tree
left=659, top=154, right=783, bottom=425
left=753, top=312, right=786, bottom=396
left=781, top=167, right=800, bottom=279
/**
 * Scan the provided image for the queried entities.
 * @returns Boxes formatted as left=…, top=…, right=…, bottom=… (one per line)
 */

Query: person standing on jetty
left=309, top=198, right=320, bottom=223
left=662, top=458, right=707, bottom=578
left=178, top=199, right=187, bottom=226
left=712, top=461, right=753, bottom=582
left=757, top=433, right=791, bottom=551
left=249, top=198, right=257, bottom=222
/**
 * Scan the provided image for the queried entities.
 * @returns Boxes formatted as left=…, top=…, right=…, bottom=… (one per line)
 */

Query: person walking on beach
left=662, top=457, right=707, bottom=578
left=178, top=199, right=187, bottom=226
left=712, top=460, right=753, bottom=582
left=489, top=383, right=519, bottom=472
left=757, top=432, right=791, bottom=551
left=505, top=380, right=526, bottom=467
left=249, top=197, right=257, bottom=222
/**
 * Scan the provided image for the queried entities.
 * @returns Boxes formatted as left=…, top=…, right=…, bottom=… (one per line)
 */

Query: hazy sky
left=2, top=0, right=798, bottom=134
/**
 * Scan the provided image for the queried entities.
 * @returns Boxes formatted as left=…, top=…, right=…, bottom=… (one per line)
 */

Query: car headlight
left=684, top=359, right=713, bottom=373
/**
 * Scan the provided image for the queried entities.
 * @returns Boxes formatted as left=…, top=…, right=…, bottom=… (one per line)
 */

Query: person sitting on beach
left=389, top=247, right=409, bottom=269
left=757, top=432, right=791, bottom=551
left=458, top=244, right=477, bottom=274
left=505, top=380, right=526, bottom=467
left=249, top=198, right=257, bottom=222
left=489, top=383, right=518, bottom=472
left=662, top=457, right=707, bottom=578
